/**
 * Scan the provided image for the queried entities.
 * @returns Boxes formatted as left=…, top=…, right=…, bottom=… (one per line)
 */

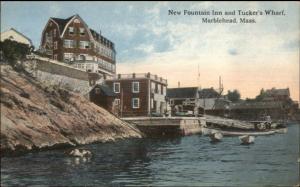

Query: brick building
left=104, top=73, right=168, bottom=117
left=40, top=14, right=116, bottom=78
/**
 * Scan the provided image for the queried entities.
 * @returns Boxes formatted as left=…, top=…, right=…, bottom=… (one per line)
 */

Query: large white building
left=1, top=28, right=33, bottom=46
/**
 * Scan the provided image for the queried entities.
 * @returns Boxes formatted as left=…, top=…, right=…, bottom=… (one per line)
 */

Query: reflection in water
left=1, top=124, right=299, bottom=186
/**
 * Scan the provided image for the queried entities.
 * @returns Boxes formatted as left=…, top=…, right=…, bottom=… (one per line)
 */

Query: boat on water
left=239, top=135, right=255, bottom=145
left=209, top=132, right=223, bottom=142
left=201, top=127, right=278, bottom=136
left=220, top=129, right=276, bottom=136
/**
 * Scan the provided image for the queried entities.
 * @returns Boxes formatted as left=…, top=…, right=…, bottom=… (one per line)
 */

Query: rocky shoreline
left=0, top=66, right=142, bottom=156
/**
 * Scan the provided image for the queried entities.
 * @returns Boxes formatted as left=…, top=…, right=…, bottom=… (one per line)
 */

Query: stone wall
left=36, top=70, right=91, bottom=95
left=36, top=58, right=89, bottom=81
left=26, top=56, right=103, bottom=97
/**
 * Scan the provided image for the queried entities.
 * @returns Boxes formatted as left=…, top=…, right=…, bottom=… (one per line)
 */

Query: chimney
left=178, top=81, right=180, bottom=88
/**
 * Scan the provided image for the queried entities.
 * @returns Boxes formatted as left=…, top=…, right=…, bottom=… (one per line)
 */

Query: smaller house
left=1, top=28, right=33, bottom=47
left=89, top=84, right=117, bottom=114
left=167, top=87, right=199, bottom=115
left=197, top=88, right=230, bottom=116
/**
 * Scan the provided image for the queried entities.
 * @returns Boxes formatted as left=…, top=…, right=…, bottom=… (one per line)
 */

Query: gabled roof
left=198, top=88, right=220, bottom=98
left=1, top=28, right=33, bottom=46
left=51, top=15, right=75, bottom=34
left=49, top=15, right=115, bottom=50
left=94, top=84, right=116, bottom=97
left=167, top=87, right=198, bottom=99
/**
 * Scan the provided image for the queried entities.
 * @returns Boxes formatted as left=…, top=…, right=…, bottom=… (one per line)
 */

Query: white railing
left=106, top=73, right=167, bottom=84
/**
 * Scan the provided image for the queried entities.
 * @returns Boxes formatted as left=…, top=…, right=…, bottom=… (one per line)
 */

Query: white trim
left=132, top=81, right=140, bottom=93
left=132, top=98, right=140, bottom=109
left=113, top=82, right=120, bottom=93
left=60, top=15, right=94, bottom=41
left=115, top=98, right=120, bottom=105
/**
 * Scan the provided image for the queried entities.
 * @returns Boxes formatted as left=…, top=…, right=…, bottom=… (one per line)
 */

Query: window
left=64, top=53, right=73, bottom=61
left=78, top=54, right=86, bottom=61
left=79, top=41, right=90, bottom=49
left=53, top=29, right=56, bottom=37
left=132, top=98, right=140, bottom=109
left=151, top=98, right=154, bottom=109
left=64, top=40, right=74, bottom=48
left=113, top=82, right=120, bottom=93
left=115, top=99, right=120, bottom=105
left=69, top=27, right=74, bottom=35
left=95, top=88, right=100, bottom=94
left=54, top=41, right=58, bottom=50
left=79, top=28, right=85, bottom=36
left=151, top=82, right=156, bottom=93
left=53, top=54, right=57, bottom=60
left=132, top=82, right=140, bottom=93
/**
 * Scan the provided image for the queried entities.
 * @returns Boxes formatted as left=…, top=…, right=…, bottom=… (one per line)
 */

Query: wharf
left=122, top=117, right=205, bottom=137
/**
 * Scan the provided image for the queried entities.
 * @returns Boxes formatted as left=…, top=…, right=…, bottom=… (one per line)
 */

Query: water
left=1, top=124, right=299, bottom=186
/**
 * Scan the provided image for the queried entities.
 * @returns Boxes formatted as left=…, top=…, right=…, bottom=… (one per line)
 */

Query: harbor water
left=1, top=123, right=299, bottom=186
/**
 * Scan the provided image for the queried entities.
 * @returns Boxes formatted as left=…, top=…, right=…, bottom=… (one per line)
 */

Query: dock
left=204, top=115, right=255, bottom=130
left=122, top=115, right=265, bottom=137
left=122, top=117, right=205, bottom=137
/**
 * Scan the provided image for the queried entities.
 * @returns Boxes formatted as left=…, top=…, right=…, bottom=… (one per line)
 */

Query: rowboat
left=202, top=127, right=276, bottom=136
left=209, top=132, right=223, bottom=142
left=239, top=135, right=255, bottom=145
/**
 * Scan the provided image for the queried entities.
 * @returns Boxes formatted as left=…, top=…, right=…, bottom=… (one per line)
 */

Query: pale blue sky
left=1, top=1, right=299, bottom=100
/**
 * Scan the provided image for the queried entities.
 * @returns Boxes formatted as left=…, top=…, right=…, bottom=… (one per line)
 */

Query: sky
left=1, top=1, right=299, bottom=101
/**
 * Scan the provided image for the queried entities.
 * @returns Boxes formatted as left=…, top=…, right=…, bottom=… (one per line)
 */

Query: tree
left=0, top=39, right=31, bottom=69
left=255, top=88, right=267, bottom=101
left=227, top=89, right=241, bottom=102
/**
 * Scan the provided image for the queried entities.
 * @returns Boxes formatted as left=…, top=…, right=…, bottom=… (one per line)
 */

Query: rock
left=0, top=65, right=142, bottom=156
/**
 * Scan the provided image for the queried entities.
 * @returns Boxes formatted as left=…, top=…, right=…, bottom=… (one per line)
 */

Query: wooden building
left=40, top=14, right=116, bottom=78
left=104, top=73, right=168, bottom=117
left=167, top=87, right=199, bottom=115
left=229, top=88, right=297, bottom=121
left=89, top=84, right=117, bottom=114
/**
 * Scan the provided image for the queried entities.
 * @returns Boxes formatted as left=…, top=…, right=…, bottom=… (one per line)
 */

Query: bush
left=0, top=39, right=31, bottom=68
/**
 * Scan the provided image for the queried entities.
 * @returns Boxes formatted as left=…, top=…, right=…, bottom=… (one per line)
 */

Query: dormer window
left=69, top=27, right=74, bottom=35
left=80, top=28, right=85, bottom=36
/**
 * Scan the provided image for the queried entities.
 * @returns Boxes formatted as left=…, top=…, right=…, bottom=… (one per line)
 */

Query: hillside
left=0, top=65, right=142, bottom=155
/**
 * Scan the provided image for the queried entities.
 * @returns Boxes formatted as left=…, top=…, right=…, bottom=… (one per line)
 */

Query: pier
left=122, top=117, right=205, bottom=137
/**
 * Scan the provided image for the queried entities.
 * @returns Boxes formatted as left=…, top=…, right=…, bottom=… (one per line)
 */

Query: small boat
left=274, top=128, right=288, bottom=134
left=239, top=135, right=255, bottom=145
left=209, top=132, right=223, bottom=142
left=221, top=130, right=276, bottom=136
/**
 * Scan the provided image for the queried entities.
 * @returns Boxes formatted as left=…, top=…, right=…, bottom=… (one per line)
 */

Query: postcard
left=1, top=1, right=299, bottom=187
